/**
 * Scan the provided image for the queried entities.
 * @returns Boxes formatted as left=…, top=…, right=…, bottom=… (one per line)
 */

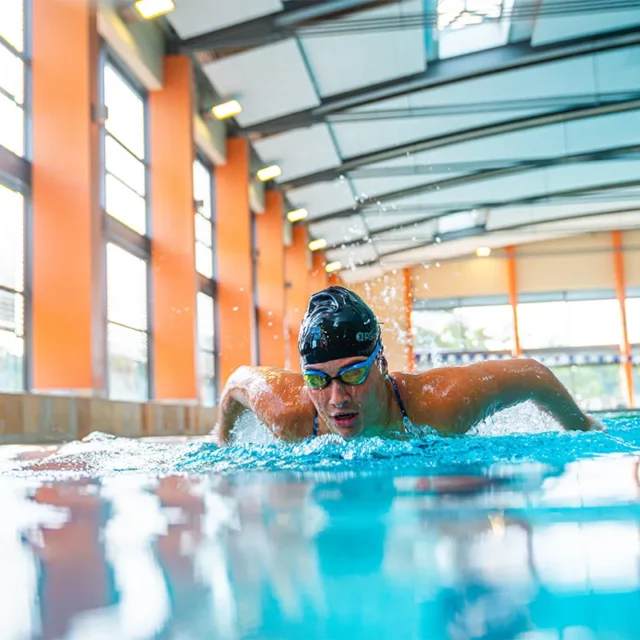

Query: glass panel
left=0, top=290, right=23, bottom=336
left=195, top=243, right=213, bottom=279
left=412, top=304, right=513, bottom=352
left=0, top=0, right=24, bottom=52
left=106, top=243, right=148, bottom=331
left=518, top=300, right=622, bottom=349
left=195, top=213, right=212, bottom=247
left=197, top=292, right=215, bottom=352
left=0, top=328, right=23, bottom=392
left=103, top=64, right=145, bottom=160
left=199, top=350, right=215, bottom=407
left=0, top=90, right=23, bottom=156
left=193, top=160, right=212, bottom=219
left=0, top=45, right=24, bottom=103
left=108, top=323, right=148, bottom=402
left=0, top=184, right=24, bottom=292
left=549, top=364, right=625, bottom=411
left=625, top=299, right=640, bottom=344
left=105, top=174, right=146, bottom=235
left=105, top=135, right=146, bottom=196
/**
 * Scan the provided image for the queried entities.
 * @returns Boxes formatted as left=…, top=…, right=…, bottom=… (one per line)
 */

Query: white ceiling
left=176, top=0, right=640, bottom=282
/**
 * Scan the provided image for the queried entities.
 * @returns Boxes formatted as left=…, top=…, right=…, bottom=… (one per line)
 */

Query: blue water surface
left=2, top=409, right=640, bottom=639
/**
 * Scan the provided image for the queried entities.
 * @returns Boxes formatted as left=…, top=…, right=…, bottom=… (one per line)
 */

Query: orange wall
left=309, top=251, right=328, bottom=296
left=285, top=226, right=309, bottom=371
left=149, top=56, right=197, bottom=400
left=256, top=191, right=286, bottom=368
left=216, top=138, right=254, bottom=385
left=31, top=0, right=102, bottom=392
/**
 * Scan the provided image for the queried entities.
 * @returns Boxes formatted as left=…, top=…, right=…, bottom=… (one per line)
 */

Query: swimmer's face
left=304, top=353, right=387, bottom=439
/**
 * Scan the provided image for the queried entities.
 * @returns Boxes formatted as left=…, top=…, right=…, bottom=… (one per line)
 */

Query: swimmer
left=216, top=286, right=601, bottom=442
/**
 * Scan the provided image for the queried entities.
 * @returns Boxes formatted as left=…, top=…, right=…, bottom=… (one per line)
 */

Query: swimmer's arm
left=215, top=366, right=312, bottom=444
left=411, top=359, right=599, bottom=434
left=216, top=367, right=255, bottom=444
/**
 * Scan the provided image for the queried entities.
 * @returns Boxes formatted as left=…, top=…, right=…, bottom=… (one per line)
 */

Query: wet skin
left=216, top=354, right=601, bottom=443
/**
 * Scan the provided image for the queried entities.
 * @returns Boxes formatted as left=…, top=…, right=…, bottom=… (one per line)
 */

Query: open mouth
left=332, top=412, right=359, bottom=429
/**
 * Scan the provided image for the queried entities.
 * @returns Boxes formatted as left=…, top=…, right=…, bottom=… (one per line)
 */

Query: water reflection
left=1, top=454, right=640, bottom=639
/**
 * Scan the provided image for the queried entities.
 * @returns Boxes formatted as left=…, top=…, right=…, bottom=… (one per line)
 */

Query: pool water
left=2, top=409, right=640, bottom=639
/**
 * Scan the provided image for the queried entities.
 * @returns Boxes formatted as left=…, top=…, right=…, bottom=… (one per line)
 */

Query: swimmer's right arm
left=214, top=366, right=310, bottom=444
left=216, top=367, right=256, bottom=444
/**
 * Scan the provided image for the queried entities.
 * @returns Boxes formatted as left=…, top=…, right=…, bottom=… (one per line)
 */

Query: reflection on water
left=2, top=441, right=640, bottom=639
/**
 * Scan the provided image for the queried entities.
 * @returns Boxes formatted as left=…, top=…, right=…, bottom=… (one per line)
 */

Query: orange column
left=328, top=273, right=340, bottom=287
left=32, top=0, right=103, bottom=392
left=285, top=226, right=309, bottom=372
left=216, top=139, right=253, bottom=386
left=256, top=191, right=286, bottom=368
left=402, top=268, right=415, bottom=373
left=506, top=246, right=522, bottom=358
left=309, top=251, right=328, bottom=295
left=149, top=56, right=197, bottom=400
left=612, top=231, right=634, bottom=408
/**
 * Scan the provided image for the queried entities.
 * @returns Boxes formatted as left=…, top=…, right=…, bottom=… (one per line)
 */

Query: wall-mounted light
left=286, top=208, right=308, bottom=223
left=134, top=0, right=175, bottom=20
left=211, top=99, right=242, bottom=120
left=308, top=238, right=327, bottom=252
left=257, top=165, right=281, bottom=182
left=476, top=246, right=491, bottom=257
left=325, top=261, right=342, bottom=273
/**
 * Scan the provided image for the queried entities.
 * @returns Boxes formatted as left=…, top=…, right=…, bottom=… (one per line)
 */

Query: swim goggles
left=303, top=342, right=382, bottom=390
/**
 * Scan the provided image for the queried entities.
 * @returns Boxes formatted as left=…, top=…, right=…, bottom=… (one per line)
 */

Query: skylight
left=437, top=0, right=504, bottom=31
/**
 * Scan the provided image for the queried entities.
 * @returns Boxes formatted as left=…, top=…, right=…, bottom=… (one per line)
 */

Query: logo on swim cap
left=299, top=286, right=381, bottom=366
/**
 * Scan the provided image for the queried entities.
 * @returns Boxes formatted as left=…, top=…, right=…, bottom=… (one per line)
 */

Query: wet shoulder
left=251, top=368, right=316, bottom=440
left=389, top=369, right=471, bottom=434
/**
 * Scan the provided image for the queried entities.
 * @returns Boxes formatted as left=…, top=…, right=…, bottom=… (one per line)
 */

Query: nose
left=329, top=380, right=350, bottom=408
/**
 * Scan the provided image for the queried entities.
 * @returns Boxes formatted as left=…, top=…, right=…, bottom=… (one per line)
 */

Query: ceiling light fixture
left=211, top=99, right=242, bottom=120
left=325, top=261, right=342, bottom=273
left=308, top=238, right=328, bottom=252
left=134, top=0, right=175, bottom=20
left=476, top=247, right=491, bottom=257
left=257, top=165, right=282, bottom=182
left=286, top=208, right=308, bottom=223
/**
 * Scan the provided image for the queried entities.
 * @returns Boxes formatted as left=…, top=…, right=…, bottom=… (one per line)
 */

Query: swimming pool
left=2, top=408, right=640, bottom=639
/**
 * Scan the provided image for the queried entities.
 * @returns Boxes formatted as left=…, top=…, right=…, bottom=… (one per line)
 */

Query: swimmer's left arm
left=409, top=359, right=600, bottom=434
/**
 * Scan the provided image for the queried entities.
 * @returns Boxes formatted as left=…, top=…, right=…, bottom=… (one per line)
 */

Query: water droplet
left=268, top=321, right=273, bottom=327
left=239, top=287, right=244, bottom=292
left=232, top=306, right=239, bottom=311
left=436, top=262, right=441, bottom=268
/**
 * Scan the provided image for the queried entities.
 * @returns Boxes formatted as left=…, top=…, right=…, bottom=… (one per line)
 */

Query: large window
left=197, top=293, right=215, bottom=406
left=518, top=299, right=622, bottom=350
left=0, top=184, right=25, bottom=391
left=194, top=157, right=217, bottom=405
left=0, top=0, right=27, bottom=158
left=103, top=62, right=147, bottom=235
left=101, top=55, right=150, bottom=401
left=194, top=159, right=214, bottom=279
left=106, top=244, right=149, bottom=401
left=413, top=303, right=514, bottom=354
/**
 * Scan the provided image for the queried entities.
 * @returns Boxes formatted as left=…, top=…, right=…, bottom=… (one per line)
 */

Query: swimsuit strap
left=387, top=375, right=411, bottom=423
left=312, top=411, right=319, bottom=437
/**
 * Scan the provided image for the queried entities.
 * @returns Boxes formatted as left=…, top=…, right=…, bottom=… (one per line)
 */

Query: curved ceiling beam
left=283, top=96, right=640, bottom=191
left=243, top=29, right=640, bottom=136
left=176, top=0, right=393, bottom=53
left=307, top=140, right=640, bottom=231
left=322, top=177, right=640, bottom=252
left=349, top=203, right=640, bottom=270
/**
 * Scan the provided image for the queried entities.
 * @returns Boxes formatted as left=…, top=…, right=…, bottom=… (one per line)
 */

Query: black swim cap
left=298, top=286, right=381, bottom=366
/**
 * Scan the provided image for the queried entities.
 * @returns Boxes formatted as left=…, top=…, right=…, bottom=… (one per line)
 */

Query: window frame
left=99, top=46, right=153, bottom=401
left=194, top=151, right=219, bottom=404
left=0, top=0, right=31, bottom=391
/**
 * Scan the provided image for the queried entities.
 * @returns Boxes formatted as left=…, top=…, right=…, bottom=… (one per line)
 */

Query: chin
left=332, top=422, right=364, bottom=439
